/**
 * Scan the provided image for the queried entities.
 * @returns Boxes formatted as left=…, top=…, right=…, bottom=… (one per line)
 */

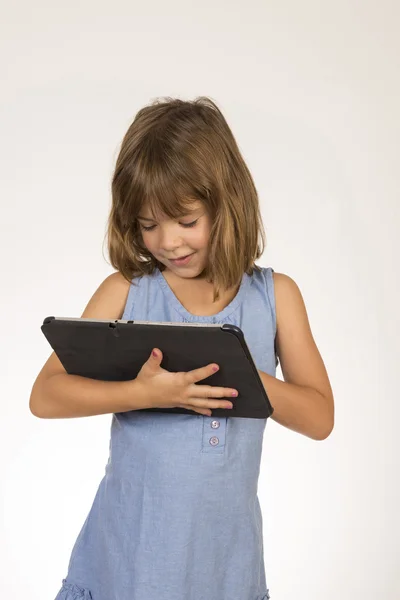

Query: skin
left=137, top=200, right=212, bottom=282
left=137, top=200, right=241, bottom=312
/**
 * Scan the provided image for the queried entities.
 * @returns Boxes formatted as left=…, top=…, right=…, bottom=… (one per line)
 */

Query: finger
left=184, top=363, right=220, bottom=384
left=188, top=384, right=238, bottom=399
left=188, top=397, right=234, bottom=409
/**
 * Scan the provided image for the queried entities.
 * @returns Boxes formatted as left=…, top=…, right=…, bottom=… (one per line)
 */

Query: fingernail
left=231, top=391, right=238, bottom=397
left=212, top=366, right=219, bottom=372
left=152, top=350, right=158, bottom=357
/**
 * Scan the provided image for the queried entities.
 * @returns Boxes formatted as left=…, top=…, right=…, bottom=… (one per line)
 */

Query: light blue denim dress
left=55, top=265, right=277, bottom=600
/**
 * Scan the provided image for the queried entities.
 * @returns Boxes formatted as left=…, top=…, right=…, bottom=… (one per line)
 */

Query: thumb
left=151, top=348, right=162, bottom=364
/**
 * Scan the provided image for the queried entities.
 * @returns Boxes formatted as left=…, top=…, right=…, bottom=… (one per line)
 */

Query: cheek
left=189, top=228, right=209, bottom=249
left=141, top=232, right=156, bottom=249
left=197, top=225, right=211, bottom=247
left=191, top=219, right=211, bottom=243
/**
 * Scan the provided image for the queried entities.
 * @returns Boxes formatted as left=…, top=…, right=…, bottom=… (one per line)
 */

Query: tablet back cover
left=41, top=317, right=274, bottom=419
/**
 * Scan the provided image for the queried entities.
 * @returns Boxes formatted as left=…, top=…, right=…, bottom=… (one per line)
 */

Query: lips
left=171, top=254, right=191, bottom=260
left=169, top=252, right=196, bottom=266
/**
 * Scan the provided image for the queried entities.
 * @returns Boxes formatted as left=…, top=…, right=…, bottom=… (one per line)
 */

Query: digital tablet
left=41, top=317, right=274, bottom=419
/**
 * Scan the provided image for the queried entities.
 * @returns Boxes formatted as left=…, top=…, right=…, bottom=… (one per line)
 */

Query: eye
left=181, top=219, right=198, bottom=228
left=140, top=219, right=198, bottom=232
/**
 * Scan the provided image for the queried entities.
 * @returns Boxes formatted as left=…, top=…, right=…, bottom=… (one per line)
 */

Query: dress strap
left=263, top=267, right=279, bottom=367
left=121, top=276, right=143, bottom=321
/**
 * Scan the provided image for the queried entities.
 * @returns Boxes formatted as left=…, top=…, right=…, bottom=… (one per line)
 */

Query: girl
left=30, top=96, right=334, bottom=600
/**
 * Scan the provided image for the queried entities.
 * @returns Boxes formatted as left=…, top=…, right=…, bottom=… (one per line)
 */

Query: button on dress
left=55, top=265, right=277, bottom=600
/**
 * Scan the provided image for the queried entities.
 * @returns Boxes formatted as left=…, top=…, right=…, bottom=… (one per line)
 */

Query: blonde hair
left=105, top=96, right=266, bottom=302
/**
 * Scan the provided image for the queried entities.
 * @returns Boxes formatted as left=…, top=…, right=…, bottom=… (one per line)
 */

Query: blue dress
left=55, top=265, right=277, bottom=600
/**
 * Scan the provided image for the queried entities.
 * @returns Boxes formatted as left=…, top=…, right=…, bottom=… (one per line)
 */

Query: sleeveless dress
left=55, top=265, right=277, bottom=600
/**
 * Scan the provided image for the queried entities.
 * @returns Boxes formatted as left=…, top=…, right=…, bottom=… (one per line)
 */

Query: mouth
left=168, top=252, right=196, bottom=266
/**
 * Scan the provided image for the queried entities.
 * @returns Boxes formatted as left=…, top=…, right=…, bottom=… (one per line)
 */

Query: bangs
left=130, top=141, right=210, bottom=222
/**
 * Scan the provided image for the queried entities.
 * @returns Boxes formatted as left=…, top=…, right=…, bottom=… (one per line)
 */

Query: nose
left=159, top=227, right=183, bottom=252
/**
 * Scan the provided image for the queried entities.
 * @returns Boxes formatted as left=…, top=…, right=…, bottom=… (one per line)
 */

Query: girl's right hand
left=134, top=348, right=238, bottom=416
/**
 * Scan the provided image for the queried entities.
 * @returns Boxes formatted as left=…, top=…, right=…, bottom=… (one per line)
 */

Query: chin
left=168, top=257, right=207, bottom=278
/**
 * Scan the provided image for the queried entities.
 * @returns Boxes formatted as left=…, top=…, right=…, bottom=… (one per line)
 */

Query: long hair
left=105, top=96, right=266, bottom=302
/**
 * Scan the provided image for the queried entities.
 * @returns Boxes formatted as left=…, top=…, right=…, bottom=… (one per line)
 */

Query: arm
left=258, top=272, right=335, bottom=441
left=31, top=374, right=149, bottom=419
left=29, top=272, right=150, bottom=419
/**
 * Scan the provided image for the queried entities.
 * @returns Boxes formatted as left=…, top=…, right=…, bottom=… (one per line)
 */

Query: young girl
left=30, top=96, right=334, bottom=600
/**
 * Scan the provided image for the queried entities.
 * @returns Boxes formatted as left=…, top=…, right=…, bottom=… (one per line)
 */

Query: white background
left=1, top=1, right=399, bottom=598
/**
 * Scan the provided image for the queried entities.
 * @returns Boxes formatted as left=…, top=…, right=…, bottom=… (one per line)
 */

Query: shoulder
left=272, top=271, right=300, bottom=293
left=271, top=271, right=306, bottom=317
left=259, top=269, right=305, bottom=315
left=80, top=271, right=132, bottom=320
left=105, top=270, right=132, bottom=291
left=270, top=270, right=311, bottom=343
left=97, top=271, right=132, bottom=302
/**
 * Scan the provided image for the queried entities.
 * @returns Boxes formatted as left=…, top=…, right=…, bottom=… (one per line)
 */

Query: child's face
left=137, top=200, right=212, bottom=278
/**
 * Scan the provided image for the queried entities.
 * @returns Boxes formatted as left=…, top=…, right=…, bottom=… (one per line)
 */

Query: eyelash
left=141, top=219, right=198, bottom=232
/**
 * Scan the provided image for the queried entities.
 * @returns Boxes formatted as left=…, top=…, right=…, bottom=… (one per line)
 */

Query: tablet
left=41, top=317, right=274, bottom=419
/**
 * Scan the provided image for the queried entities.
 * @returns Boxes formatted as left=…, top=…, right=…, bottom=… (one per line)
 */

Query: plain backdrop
left=1, top=1, right=399, bottom=599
